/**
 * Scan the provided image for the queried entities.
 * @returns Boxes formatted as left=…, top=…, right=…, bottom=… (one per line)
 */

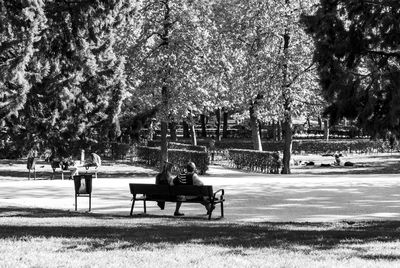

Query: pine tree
left=302, top=0, right=400, bottom=137
left=1, top=0, right=133, bottom=157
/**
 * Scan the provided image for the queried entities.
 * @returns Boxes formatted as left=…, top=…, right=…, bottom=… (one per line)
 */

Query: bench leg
left=221, top=202, right=224, bottom=218
left=143, top=200, right=147, bottom=214
left=208, top=201, right=214, bottom=220
left=130, top=198, right=136, bottom=216
left=89, top=194, right=91, bottom=212
left=75, top=194, right=77, bottom=211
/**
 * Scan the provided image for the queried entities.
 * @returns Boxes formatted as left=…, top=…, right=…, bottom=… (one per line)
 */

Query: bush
left=147, top=138, right=394, bottom=155
left=262, top=139, right=389, bottom=154
left=136, top=146, right=209, bottom=174
left=110, top=142, right=131, bottom=160
left=228, top=149, right=281, bottom=174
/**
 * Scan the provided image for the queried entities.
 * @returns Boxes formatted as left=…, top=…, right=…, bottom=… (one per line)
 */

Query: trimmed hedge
left=146, top=138, right=394, bottom=155
left=180, top=139, right=391, bottom=154
left=228, top=149, right=281, bottom=174
left=136, top=146, right=209, bottom=174
left=262, top=139, right=389, bottom=154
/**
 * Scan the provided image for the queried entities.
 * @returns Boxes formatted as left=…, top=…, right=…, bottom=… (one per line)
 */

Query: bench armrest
left=213, top=189, right=224, bottom=201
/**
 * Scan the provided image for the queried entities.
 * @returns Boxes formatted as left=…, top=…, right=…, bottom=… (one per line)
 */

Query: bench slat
left=170, top=185, right=213, bottom=197
left=130, top=184, right=170, bottom=195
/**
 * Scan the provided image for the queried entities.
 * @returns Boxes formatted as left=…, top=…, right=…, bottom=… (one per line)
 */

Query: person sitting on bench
left=155, top=161, right=175, bottom=210
left=85, top=152, right=101, bottom=168
left=172, top=162, right=213, bottom=216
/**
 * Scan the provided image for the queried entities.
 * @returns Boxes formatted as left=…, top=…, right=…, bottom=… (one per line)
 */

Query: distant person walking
left=209, top=136, right=216, bottom=162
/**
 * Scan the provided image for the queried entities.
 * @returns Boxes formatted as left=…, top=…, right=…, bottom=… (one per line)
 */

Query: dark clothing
left=155, top=171, right=173, bottom=210
left=173, top=173, right=193, bottom=185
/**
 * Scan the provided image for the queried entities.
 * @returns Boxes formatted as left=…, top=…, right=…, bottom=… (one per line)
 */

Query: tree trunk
left=183, top=121, right=190, bottom=138
left=281, top=118, right=292, bottom=174
left=323, top=119, right=329, bottom=141
left=222, top=110, right=229, bottom=139
left=250, top=105, right=262, bottom=151
left=215, top=108, right=221, bottom=141
left=272, top=120, right=276, bottom=141
left=160, top=121, right=168, bottom=163
left=159, top=1, right=171, bottom=166
left=160, top=86, right=169, bottom=164
left=200, top=114, right=207, bottom=138
left=190, top=124, right=197, bottom=146
left=281, top=0, right=292, bottom=174
left=318, top=116, right=323, bottom=130
left=277, top=121, right=282, bottom=141
left=169, top=122, right=177, bottom=141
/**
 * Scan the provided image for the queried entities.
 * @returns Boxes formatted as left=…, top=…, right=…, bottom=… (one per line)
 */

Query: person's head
left=162, top=161, right=173, bottom=173
left=186, top=162, right=196, bottom=173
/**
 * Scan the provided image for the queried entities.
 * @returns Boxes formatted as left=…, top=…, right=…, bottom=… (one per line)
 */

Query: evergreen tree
left=303, top=0, right=400, bottom=137
left=1, top=0, right=133, bottom=157
left=0, top=0, right=46, bottom=118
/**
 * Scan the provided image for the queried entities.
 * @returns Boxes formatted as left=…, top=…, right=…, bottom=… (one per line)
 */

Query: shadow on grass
left=2, top=207, right=400, bottom=252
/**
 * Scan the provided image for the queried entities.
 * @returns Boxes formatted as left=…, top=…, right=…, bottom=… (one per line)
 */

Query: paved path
left=1, top=162, right=400, bottom=222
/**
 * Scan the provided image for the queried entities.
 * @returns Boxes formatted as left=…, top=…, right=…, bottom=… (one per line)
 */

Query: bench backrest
left=129, top=183, right=213, bottom=197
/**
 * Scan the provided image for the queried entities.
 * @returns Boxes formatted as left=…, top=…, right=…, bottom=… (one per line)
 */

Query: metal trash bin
left=73, top=174, right=93, bottom=211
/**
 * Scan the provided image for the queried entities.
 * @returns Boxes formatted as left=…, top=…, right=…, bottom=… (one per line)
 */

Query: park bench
left=129, top=183, right=225, bottom=220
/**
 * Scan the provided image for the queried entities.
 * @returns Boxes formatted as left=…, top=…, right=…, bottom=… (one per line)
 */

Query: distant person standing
left=209, top=136, right=216, bottom=162
left=334, top=153, right=341, bottom=166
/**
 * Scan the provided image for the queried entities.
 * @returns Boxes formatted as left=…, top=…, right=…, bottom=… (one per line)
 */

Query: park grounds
left=1, top=152, right=400, bottom=267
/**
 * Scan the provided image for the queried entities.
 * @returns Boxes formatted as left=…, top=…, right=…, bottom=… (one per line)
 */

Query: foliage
left=0, top=0, right=133, bottom=157
left=302, top=0, right=400, bottom=137
left=228, top=149, right=280, bottom=174
left=136, top=146, right=209, bottom=174
left=110, top=142, right=131, bottom=160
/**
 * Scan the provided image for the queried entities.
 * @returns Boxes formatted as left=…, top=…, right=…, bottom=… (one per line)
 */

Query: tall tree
left=1, top=0, right=132, bottom=157
left=124, top=0, right=214, bottom=161
left=0, top=0, right=46, bottom=118
left=302, top=0, right=400, bottom=137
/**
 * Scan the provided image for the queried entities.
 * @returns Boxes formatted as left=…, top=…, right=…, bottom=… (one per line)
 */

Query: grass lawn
left=1, top=207, right=400, bottom=267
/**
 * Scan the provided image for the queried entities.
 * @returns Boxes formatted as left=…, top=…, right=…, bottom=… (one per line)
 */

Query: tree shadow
left=2, top=207, right=400, bottom=253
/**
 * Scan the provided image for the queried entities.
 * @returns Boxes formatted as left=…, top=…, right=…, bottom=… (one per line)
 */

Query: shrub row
left=145, top=138, right=395, bottom=155
left=136, top=146, right=209, bottom=174
left=191, top=139, right=392, bottom=154
left=228, top=149, right=281, bottom=174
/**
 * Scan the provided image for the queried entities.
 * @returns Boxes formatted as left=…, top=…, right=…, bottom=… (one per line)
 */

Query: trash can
left=73, top=174, right=93, bottom=211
